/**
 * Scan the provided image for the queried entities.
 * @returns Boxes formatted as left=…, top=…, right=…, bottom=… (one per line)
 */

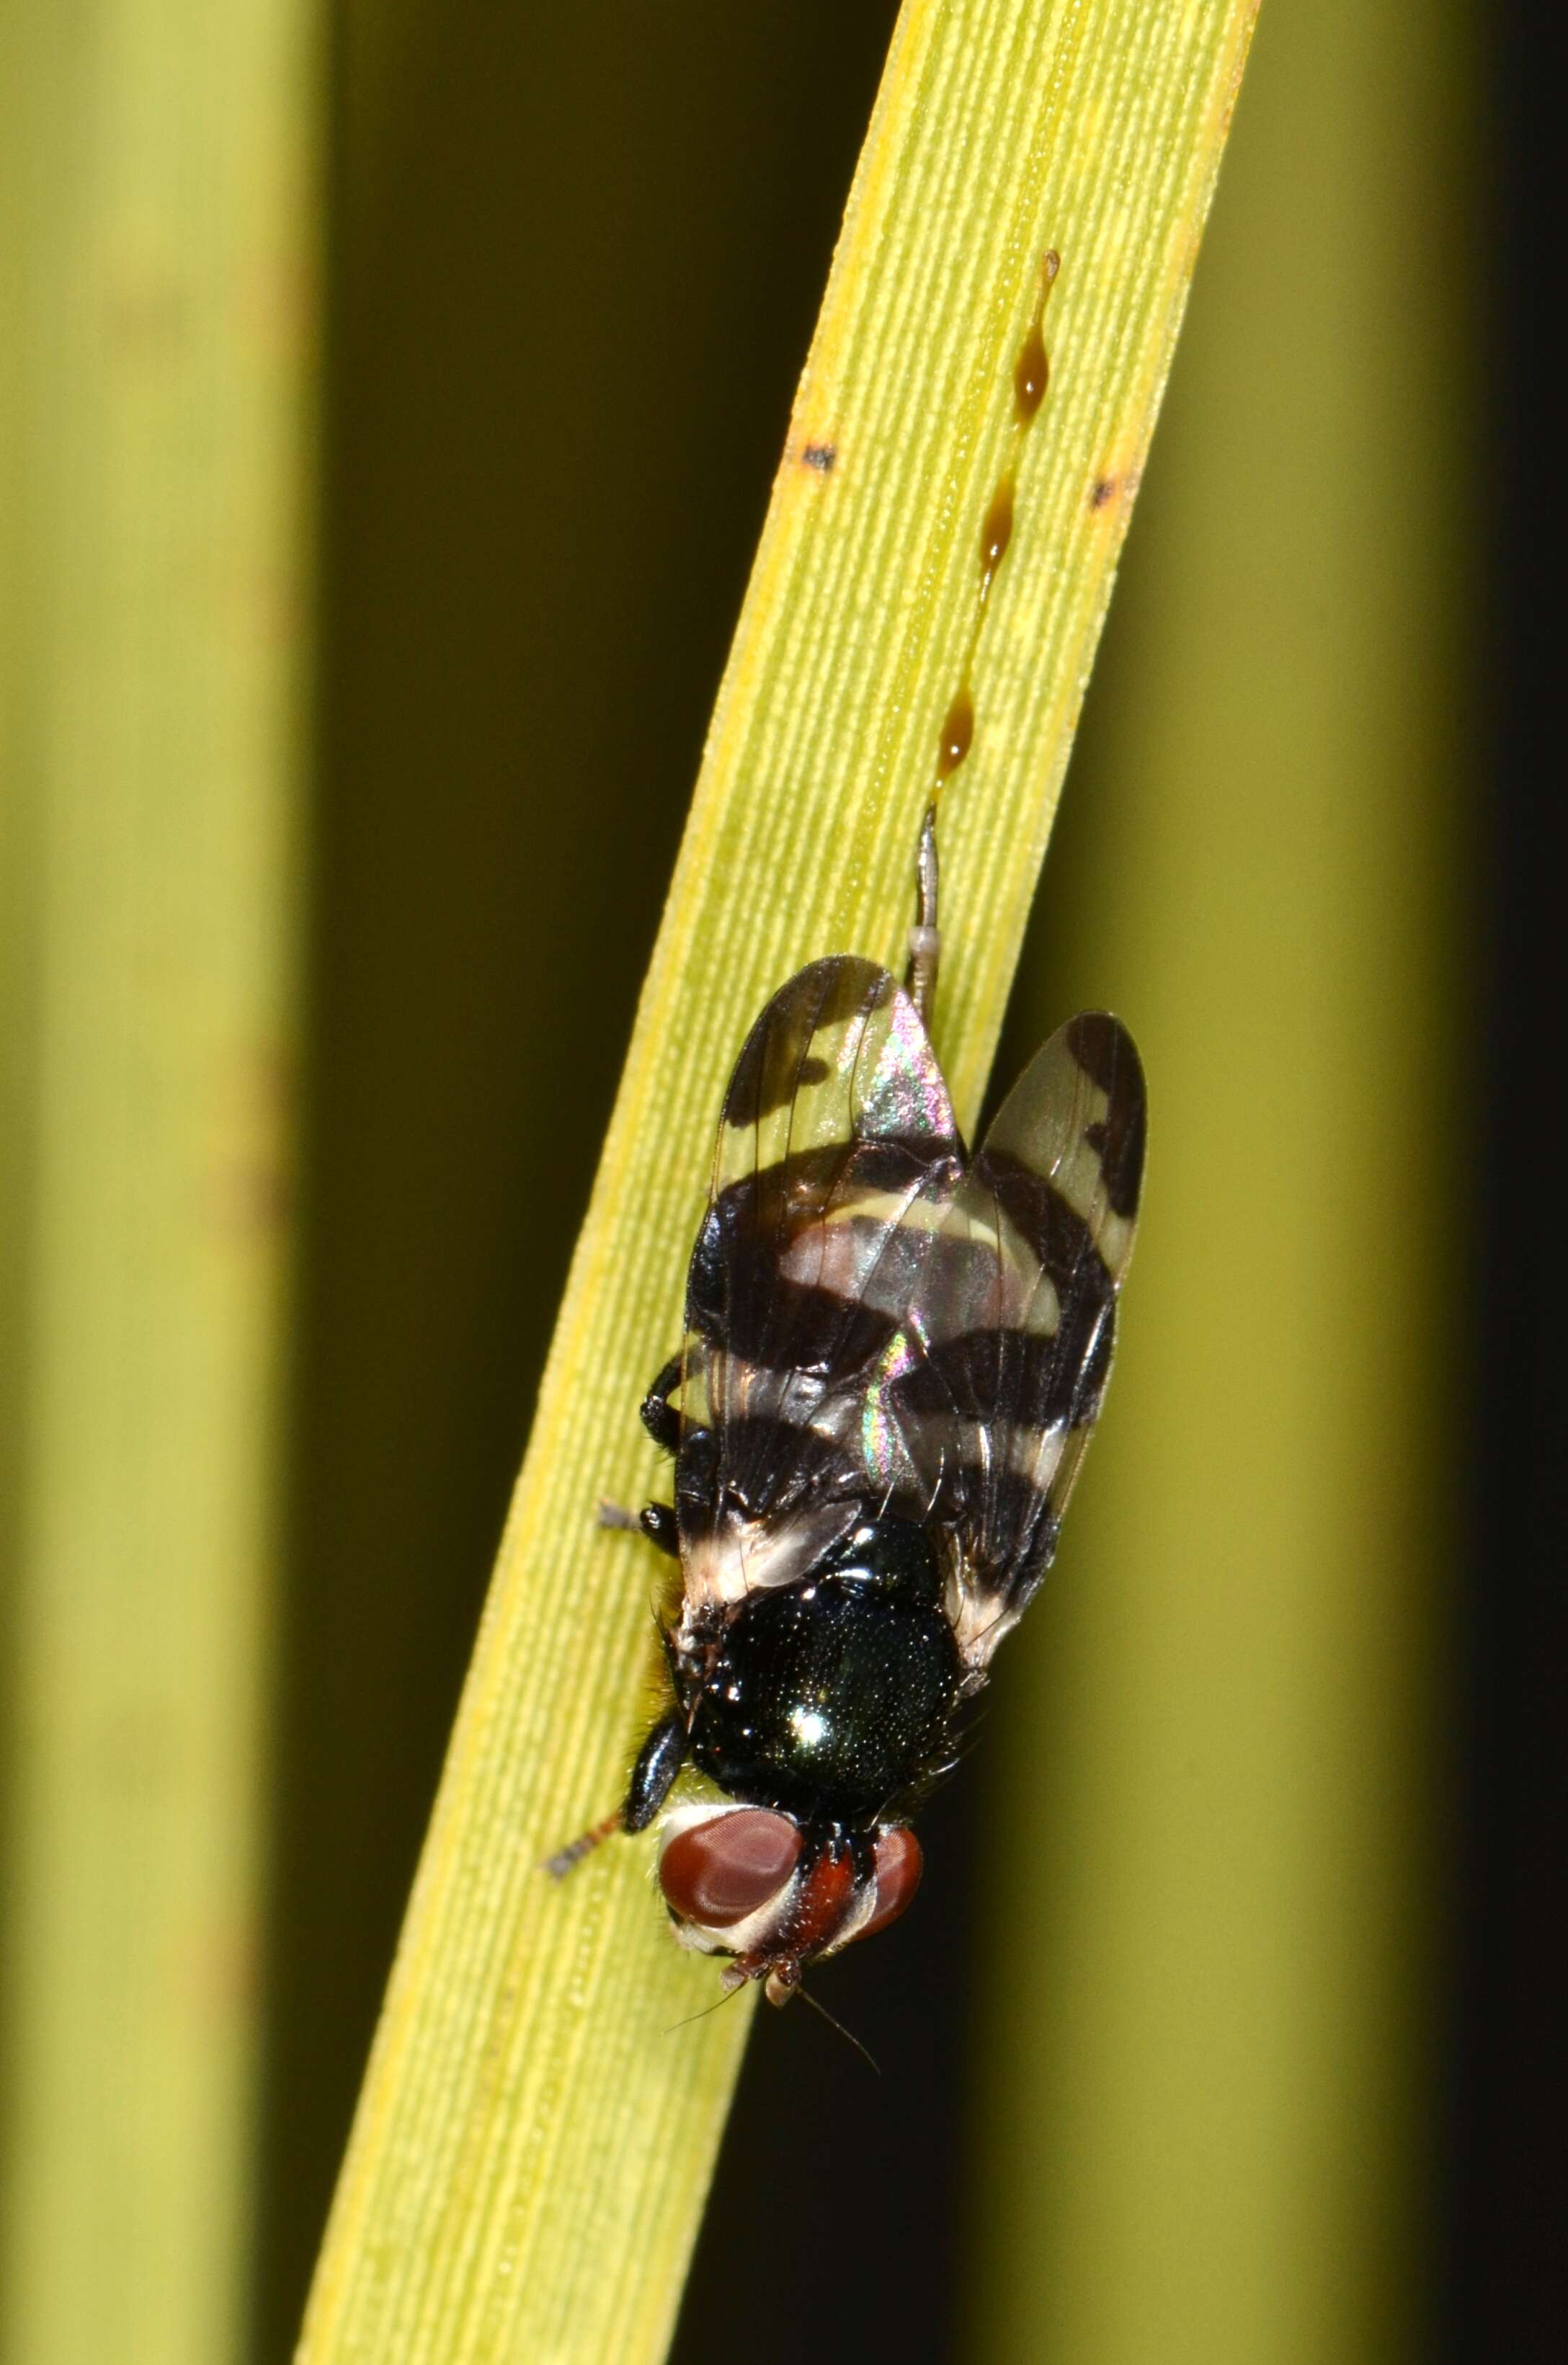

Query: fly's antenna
left=796, top=1981, right=882, bottom=2076
left=906, top=249, right=1061, bottom=1025
left=666, top=1979, right=749, bottom=2038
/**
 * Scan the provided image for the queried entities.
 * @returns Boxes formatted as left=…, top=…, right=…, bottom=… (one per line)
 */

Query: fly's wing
left=892, top=1012, right=1146, bottom=1674
left=674, top=956, right=964, bottom=1611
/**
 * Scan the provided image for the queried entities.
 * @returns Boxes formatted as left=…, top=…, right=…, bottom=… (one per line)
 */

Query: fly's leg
left=622, top=1713, right=687, bottom=1832
left=638, top=1502, right=678, bottom=1555
left=597, top=1349, right=684, bottom=1554
left=551, top=1358, right=691, bottom=1874
left=543, top=1711, right=687, bottom=1879
left=543, top=1809, right=623, bottom=1880
left=641, top=1352, right=682, bottom=1453
left=904, top=803, right=940, bottom=1025
left=597, top=1498, right=678, bottom=1556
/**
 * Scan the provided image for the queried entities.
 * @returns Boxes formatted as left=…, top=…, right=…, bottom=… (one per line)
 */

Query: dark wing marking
left=893, top=1012, right=1146, bottom=1671
left=674, top=956, right=964, bottom=1608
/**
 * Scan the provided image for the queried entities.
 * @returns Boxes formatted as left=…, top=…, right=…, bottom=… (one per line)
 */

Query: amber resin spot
left=937, top=689, right=974, bottom=778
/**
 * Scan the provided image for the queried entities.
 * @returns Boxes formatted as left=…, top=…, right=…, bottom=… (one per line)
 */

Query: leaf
left=298, top=2, right=1260, bottom=2358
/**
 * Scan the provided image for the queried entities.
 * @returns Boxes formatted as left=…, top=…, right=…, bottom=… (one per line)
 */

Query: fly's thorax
left=677, top=1515, right=964, bottom=1828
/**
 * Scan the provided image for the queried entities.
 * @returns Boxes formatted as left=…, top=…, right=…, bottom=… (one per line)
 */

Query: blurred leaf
left=965, top=0, right=1471, bottom=2356
left=0, top=4, right=321, bottom=2362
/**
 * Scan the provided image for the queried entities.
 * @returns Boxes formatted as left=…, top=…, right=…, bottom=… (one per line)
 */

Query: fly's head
left=655, top=1801, right=923, bottom=2007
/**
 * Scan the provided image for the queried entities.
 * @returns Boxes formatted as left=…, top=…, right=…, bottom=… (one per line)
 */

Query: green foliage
left=0, top=4, right=321, bottom=2361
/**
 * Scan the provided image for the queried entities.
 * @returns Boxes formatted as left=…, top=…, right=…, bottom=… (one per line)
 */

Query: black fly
left=549, top=251, right=1146, bottom=2013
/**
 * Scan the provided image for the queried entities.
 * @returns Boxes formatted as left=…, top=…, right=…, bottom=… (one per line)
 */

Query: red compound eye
left=856, top=1825, right=923, bottom=1942
left=659, top=1809, right=803, bottom=1928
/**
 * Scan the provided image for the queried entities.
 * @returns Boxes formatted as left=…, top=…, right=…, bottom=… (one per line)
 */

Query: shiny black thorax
left=676, top=1518, right=963, bottom=1830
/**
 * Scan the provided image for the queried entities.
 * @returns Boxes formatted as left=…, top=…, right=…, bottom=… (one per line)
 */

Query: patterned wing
left=891, top=1012, right=1146, bottom=1673
left=674, top=956, right=964, bottom=1610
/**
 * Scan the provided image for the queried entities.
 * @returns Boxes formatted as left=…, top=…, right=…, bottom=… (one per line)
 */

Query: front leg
left=544, top=1705, right=687, bottom=1878
left=623, top=1713, right=687, bottom=1832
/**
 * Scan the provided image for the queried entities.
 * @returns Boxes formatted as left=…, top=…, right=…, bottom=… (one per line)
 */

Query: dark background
left=1440, top=9, right=1562, bottom=2359
left=249, top=5, right=1561, bottom=2360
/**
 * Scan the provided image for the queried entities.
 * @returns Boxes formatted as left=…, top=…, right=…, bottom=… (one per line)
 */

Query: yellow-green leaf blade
left=298, top=4, right=1259, bottom=2359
